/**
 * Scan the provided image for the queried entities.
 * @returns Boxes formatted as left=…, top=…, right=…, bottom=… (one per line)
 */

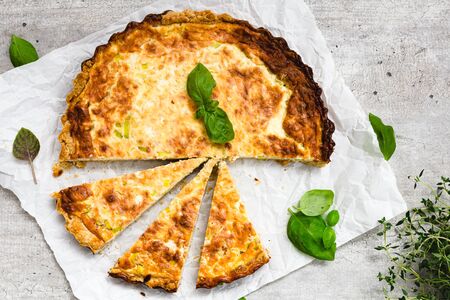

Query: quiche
left=109, top=159, right=217, bottom=292
left=196, top=161, right=270, bottom=288
left=58, top=9, right=334, bottom=167
left=52, top=158, right=206, bottom=253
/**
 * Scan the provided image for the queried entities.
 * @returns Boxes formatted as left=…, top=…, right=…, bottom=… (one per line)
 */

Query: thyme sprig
left=376, top=171, right=450, bottom=300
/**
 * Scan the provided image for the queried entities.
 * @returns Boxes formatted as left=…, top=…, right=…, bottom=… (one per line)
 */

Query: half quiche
left=109, top=159, right=217, bottom=292
left=57, top=10, right=334, bottom=168
left=197, top=161, right=270, bottom=288
left=52, top=158, right=206, bottom=253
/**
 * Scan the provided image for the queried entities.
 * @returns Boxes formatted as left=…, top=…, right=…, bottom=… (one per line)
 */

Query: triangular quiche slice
left=57, top=10, right=334, bottom=168
left=52, top=158, right=206, bottom=253
left=109, top=159, right=217, bottom=292
left=196, top=161, right=270, bottom=288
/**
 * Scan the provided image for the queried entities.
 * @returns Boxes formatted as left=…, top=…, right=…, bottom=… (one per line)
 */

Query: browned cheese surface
left=196, top=161, right=270, bottom=288
left=58, top=10, right=334, bottom=166
left=53, top=158, right=206, bottom=253
left=109, top=160, right=217, bottom=292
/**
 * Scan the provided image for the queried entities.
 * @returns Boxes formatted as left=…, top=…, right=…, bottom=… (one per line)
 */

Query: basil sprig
left=369, top=113, right=396, bottom=161
left=9, top=35, right=39, bottom=67
left=287, top=189, right=339, bottom=261
left=187, top=63, right=234, bottom=144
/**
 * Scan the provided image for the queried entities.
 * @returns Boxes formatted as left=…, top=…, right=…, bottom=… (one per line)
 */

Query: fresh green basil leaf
left=326, top=210, right=340, bottom=227
left=12, top=127, right=40, bottom=184
left=297, top=189, right=334, bottom=216
left=187, top=64, right=235, bottom=144
left=205, top=99, right=219, bottom=112
left=322, top=226, right=336, bottom=249
left=287, top=210, right=336, bottom=261
left=195, top=107, right=206, bottom=119
left=369, top=113, right=396, bottom=161
left=187, top=63, right=216, bottom=107
left=203, top=108, right=235, bottom=144
left=9, top=35, right=39, bottom=67
left=238, top=297, right=246, bottom=300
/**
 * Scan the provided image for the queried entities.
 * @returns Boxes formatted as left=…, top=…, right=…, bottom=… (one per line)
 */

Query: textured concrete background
left=0, top=0, right=449, bottom=299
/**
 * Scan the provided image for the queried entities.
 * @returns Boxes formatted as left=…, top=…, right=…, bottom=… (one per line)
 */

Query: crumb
left=377, top=61, right=383, bottom=64
left=36, top=40, right=39, bottom=43
left=429, top=94, right=433, bottom=98
left=22, top=22, right=27, bottom=27
left=277, top=160, right=291, bottom=166
left=140, top=292, right=146, bottom=297
left=386, top=72, right=392, bottom=77
left=335, top=45, right=338, bottom=48
left=373, top=91, right=378, bottom=95
left=254, top=177, right=260, bottom=184
left=52, top=163, right=66, bottom=177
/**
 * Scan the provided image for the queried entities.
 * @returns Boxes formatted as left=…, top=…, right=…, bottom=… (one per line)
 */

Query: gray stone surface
left=0, top=0, right=449, bottom=299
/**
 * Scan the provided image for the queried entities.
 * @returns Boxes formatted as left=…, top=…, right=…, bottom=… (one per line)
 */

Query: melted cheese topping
left=86, top=42, right=294, bottom=159
left=59, top=13, right=333, bottom=165
left=109, top=160, right=217, bottom=292
left=53, top=158, right=206, bottom=253
left=196, top=161, right=270, bottom=288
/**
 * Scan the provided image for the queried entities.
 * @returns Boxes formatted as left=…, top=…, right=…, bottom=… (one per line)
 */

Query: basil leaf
left=287, top=210, right=336, bottom=261
left=297, top=189, right=334, bottom=216
left=187, top=63, right=216, bottom=107
left=9, top=35, right=39, bottom=67
left=205, top=99, right=219, bottom=112
left=187, top=63, right=235, bottom=144
left=203, top=108, right=235, bottom=144
left=326, top=210, right=340, bottom=227
left=195, top=106, right=206, bottom=119
left=12, top=128, right=40, bottom=184
left=322, top=226, right=336, bottom=249
left=369, top=113, right=396, bottom=161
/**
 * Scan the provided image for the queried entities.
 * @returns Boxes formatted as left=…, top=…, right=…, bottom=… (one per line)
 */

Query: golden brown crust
left=109, top=160, right=217, bottom=292
left=196, top=161, right=270, bottom=288
left=52, top=158, right=206, bottom=253
left=59, top=10, right=334, bottom=165
left=54, top=187, right=106, bottom=252
left=196, top=255, right=269, bottom=289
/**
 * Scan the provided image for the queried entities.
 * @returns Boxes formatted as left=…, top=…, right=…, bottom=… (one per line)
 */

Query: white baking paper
left=0, top=0, right=407, bottom=299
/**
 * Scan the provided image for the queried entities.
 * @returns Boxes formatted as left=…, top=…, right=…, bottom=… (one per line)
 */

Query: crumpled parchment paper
left=0, top=0, right=406, bottom=299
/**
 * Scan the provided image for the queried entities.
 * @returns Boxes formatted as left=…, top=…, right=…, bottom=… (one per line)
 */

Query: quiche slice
left=109, top=159, right=217, bottom=292
left=196, top=161, right=270, bottom=288
left=52, top=158, right=206, bottom=253
left=58, top=10, right=334, bottom=167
